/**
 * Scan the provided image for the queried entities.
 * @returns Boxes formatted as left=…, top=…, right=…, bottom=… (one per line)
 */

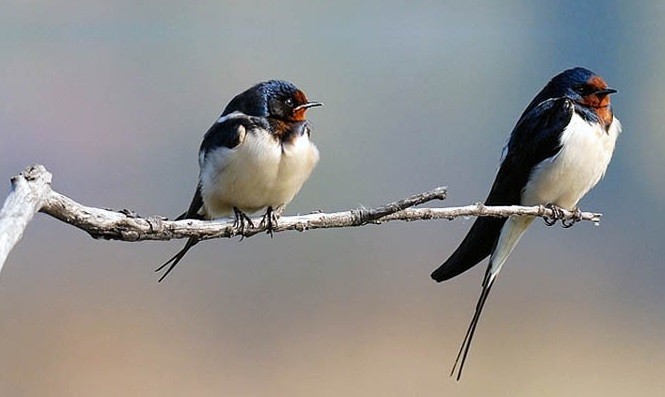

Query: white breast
left=521, top=113, right=621, bottom=209
left=199, top=129, right=319, bottom=218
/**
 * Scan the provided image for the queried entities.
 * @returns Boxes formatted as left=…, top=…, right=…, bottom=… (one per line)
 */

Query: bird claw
left=543, top=203, right=566, bottom=226
left=561, top=207, right=582, bottom=228
left=259, top=206, right=280, bottom=237
left=542, top=204, right=581, bottom=228
left=233, top=207, right=254, bottom=240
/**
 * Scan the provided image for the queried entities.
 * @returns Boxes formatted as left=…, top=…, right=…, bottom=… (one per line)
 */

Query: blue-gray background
left=2, top=1, right=664, bottom=395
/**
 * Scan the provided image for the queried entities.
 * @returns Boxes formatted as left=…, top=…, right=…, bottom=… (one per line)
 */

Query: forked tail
left=450, top=268, right=496, bottom=380
left=155, top=237, right=199, bottom=282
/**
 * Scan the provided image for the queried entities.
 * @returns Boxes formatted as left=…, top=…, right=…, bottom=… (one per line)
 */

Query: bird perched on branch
left=431, top=67, right=621, bottom=379
left=157, top=80, right=323, bottom=282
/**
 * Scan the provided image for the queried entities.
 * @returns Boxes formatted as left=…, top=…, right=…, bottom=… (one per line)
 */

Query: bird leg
left=561, top=207, right=582, bottom=228
left=233, top=207, right=254, bottom=238
left=260, top=206, right=283, bottom=237
left=543, top=203, right=566, bottom=226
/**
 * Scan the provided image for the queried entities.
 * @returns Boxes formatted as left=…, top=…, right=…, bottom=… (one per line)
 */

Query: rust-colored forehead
left=291, top=90, right=311, bottom=121
left=588, top=75, right=609, bottom=89
left=293, top=89, right=308, bottom=104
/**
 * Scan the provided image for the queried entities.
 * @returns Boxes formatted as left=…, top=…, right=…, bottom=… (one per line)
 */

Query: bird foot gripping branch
left=542, top=204, right=583, bottom=228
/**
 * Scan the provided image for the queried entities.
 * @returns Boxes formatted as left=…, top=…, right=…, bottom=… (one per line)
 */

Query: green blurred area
left=2, top=1, right=665, bottom=395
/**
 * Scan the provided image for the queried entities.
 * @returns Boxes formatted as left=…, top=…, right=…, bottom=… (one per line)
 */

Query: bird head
left=521, top=67, right=618, bottom=128
left=222, top=80, right=323, bottom=121
left=560, top=68, right=617, bottom=110
left=540, top=67, right=617, bottom=108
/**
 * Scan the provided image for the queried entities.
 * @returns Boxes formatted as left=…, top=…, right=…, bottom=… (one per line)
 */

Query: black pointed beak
left=595, top=87, right=617, bottom=95
left=294, top=101, right=324, bottom=111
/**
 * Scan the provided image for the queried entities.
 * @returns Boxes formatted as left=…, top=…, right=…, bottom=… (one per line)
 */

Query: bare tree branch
left=0, top=165, right=603, bottom=270
left=0, top=165, right=52, bottom=272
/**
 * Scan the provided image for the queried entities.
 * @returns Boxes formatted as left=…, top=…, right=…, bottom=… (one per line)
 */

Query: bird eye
left=285, top=98, right=294, bottom=107
left=575, top=84, right=591, bottom=95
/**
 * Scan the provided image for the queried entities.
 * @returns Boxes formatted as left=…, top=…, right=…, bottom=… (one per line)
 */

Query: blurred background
left=2, top=1, right=664, bottom=395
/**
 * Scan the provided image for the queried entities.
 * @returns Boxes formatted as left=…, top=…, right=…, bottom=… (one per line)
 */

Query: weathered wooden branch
left=0, top=165, right=602, bottom=271
left=0, top=165, right=53, bottom=272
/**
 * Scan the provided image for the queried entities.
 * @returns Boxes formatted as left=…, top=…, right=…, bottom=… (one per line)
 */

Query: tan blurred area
left=2, top=1, right=665, bottom=396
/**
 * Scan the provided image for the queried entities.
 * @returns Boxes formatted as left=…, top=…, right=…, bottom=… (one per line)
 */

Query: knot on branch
left=351, top=208, right=370, bottom=225
left=22, top=165, right=52, bottom=183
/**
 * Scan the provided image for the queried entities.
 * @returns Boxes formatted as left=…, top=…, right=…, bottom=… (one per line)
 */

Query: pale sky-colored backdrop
left=2, top=1, right=665, bottom=396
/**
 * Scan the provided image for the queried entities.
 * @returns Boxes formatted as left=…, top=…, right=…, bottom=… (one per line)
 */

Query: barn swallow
left=156, top=80, right=322, bottom=282
left=430, top=67, right=621, bottom=379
